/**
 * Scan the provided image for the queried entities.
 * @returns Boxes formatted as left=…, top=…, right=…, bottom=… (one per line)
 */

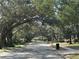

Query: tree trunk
left=69, top=35, right=72, bottom=44
left=0, top=27, right=7, bottom=48
left=0, top=24, right=14, bottom=48
left=6, top=30, right=14, bottom=47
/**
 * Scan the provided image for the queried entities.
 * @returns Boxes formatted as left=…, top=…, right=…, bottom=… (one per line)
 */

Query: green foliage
left=57, top=0, right=79, bottom=25
left=32, top=0, right=54, bottom=17
left=0, top=0, right=79, bottom=48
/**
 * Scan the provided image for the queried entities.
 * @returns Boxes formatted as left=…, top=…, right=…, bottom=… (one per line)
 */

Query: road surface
left=0, top=41, right=64, bottom=59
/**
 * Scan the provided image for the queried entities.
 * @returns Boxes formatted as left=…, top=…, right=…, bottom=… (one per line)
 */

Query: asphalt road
left=0, top=41, right=64, bottom=59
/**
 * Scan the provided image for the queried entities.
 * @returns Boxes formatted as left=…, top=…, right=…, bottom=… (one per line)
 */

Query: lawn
left=68, top=55, right=79, bottom=59
left=68, top=43, right=79, bottom=47
left=66, top=43, right=79, bottom=50
left=0, top=48, right=9, bottom=52
left=0, top=45, right=25, bottom=52
left=71, top=55, right=79, bottom=59
left=52, top=43, right=79, bottom=48
left=57, top=43, right=79, bottom=47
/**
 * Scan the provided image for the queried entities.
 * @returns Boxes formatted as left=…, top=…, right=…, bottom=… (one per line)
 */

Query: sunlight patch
left=38, top=44, right=50, bottom=46
left=45, top=55, right=57, bottom=58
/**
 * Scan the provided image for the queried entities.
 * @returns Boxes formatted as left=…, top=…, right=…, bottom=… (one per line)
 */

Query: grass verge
left=0, top=45, right=25, bottom=52
left=65, top=54, right=79, bottom=59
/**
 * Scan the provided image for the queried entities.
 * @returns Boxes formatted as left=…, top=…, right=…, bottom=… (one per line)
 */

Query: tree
left=55, top=0, right=79, bottom=44
left=0, top=0, right=38, bottom=48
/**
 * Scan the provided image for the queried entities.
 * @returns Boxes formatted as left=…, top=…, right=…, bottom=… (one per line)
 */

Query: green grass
left=0, top=48, right=10, bottom=52
left=58, top=43, right=79, bottom=47
left=15, top=45, right=25, bottom=48
left=69, top=55, right=79, bottom=59
left=67, top=43, right=79, bottom=47
left=0, top=45, right=25, bottom=52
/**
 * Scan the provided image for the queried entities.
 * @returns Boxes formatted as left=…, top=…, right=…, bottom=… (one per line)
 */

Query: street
left=0, top=41, right=64, bottom=59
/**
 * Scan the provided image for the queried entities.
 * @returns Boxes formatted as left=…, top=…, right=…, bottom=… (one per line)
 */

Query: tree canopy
left=0, top=0, right=79, bottom=48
